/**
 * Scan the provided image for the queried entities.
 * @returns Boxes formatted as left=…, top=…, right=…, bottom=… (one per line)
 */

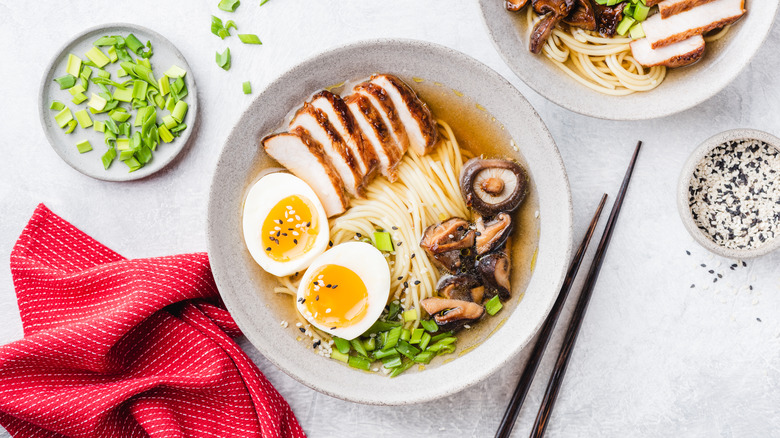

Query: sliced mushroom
left=476, top=213, right=513, bottom=255
left=437, top=274, right=483, bottom=303
left=529, top=0, right=576, bottom=53
left=594, top=2, right=627, bottom=37
left=460, top=158, right=529, bottom=216
left=564, top=0, right=597, bottom=31
left=419, top=217, right=476, bottom=273
left=506, top=0, right=530, bottom=11
left=477, top=252, right=511, bottom=301
left=420, top=298, right=485, bottom=331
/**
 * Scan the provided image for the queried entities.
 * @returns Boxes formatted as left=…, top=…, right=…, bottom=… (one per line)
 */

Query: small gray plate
left=39, top=23, right=198, bottom=181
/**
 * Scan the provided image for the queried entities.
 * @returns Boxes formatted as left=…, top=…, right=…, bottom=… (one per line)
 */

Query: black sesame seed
left=326, top=284, right=332, bottom=288
left=397, top=242, right=403, bottom=246
left=709, top=270, right=715, bottom=274
left=713, top=278, right=718, bottom=283
left=414, top=280, right=421, bottom=285
left=686, top=250, right=691, bottom=255
left=332, top=285, right=338, bottom=289
left=356, top=233, right=362, bottom=238
left=690, top=284, right=696, bottom=288
left=266, top=247, right=271, bottom=251
left=411, top=253, right=416, bottom=259
left=329, top=241, right=333, bottom=247
left=757, top=318, right=762, bottom=322
left=299, top=327, right=306, bottom=333
left=403, top=281, right=408, bottom=288
left=717, top=273, right=722, bottom=278
left=313, top=340, right=321, bottom=348
left=315, top=295, right=319, bottom=301
left=749, top=285, right=753, bottom=290
left=293, top=239, right=298, bottom=244
left=701, top=264, right=707, bottom=267
left=397, top=276, right=403, bottom=281
left=392, top=226, right=398, bottom=230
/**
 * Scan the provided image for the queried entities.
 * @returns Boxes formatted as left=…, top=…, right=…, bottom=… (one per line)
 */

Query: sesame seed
left=299, top=327, right=306, bottom=333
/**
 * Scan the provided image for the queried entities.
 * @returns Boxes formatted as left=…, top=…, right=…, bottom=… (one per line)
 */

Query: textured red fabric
left=0, top=204, right=306, bottom=438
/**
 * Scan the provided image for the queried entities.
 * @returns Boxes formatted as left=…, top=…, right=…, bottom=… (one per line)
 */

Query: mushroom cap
left=475, top=213, right=513, bottom=255
left=460, top=158, right=529, bottom=217
left=477, top=251, right=512, bottom=301
left=437, top=274, right=483, bottom=303
left=420, top=297, right=485, bottom=332
left=419, top=217, right=476, bottom=273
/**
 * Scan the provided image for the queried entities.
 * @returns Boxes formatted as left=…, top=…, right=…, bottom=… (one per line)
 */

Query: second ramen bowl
left=478, top=0, right=779, bottom=120
left=207, top=39, right=573, bottom=404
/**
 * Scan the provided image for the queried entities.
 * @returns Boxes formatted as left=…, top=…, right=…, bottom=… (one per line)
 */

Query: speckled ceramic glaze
left=39, top=23, right=198, bottom=181
left=207, top=39, right=573, bottom=405
left=478, top=0, right=778, bottom=120
left=678, top=129, right=780, bottom=259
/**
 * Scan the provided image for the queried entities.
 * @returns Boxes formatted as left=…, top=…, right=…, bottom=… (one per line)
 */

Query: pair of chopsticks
left=495, top=141, right=642, bottom=438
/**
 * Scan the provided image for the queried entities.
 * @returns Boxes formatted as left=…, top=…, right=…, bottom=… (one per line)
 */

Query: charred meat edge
left=369, top=74, right=438, bottom=155
left=345, top=93, right=402, bottom=181
left=353, top=82, right=410, bottom=155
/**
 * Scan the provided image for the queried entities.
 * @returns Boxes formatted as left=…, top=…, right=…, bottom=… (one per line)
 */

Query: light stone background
left=2, top=1, right=779, bottom=436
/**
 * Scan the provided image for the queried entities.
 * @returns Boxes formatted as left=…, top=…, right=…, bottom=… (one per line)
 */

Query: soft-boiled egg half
left=242, top=172, right=330, bottom=277
left=296, top=242, right=391, bottom=340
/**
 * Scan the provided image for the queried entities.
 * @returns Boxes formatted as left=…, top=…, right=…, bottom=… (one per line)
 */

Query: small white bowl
left=677, top=129, right=780, bottom=259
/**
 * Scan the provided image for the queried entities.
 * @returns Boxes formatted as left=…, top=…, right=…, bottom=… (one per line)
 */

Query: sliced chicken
left=345, top=94, right=402, bottom=182
left=630, top=34, right=705, bottom=67
left=369, top=74, right=438, bottom=156
left=645, top=0, right=663, bottom=6
left=643, top=0, right=745, bottom=49
left=353, top=82, right=409, bottom=157
left=290, top=104, right=364, bottom=197
left=262, top=132, right=348, bottom=217
left=310, top=90, right=378, bottom=182
left=659, top=0, right=718, bottom=18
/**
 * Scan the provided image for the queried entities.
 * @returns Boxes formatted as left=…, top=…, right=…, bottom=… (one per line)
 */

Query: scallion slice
left=372, top=348, right=399, bottom=360
left=347, top=355, right=371, bottom=371
left=102, top=146, right=117, bottom=169
left=420, top=319, right=438, bottom=333
left=75, top=140, right=92, bottom=153
left=93, top=120, right=105, bottom=132
left=218, top=0, right=241, bottom=12
left=226, top=20, right=238, bottom=32
left=87, top=93, right=107, bottom=111
left=383, top=326, right=402, bottom=350
left=66, top=54, right=82, bottom=77
left=64, top=119, right=77, bottom=134
left=243, top=81, right=252, bottom=94
left=381, top=355, right=402, bottom=369
left=216, top=48, right=231, bottom=70
left=54, top=75, right=77, bottom=90
left=158, top=124, right=174, bottom=143
left=616, top=16, right=636, bottom=35
left=260, top=0, right=270, bottom=5
left=402, top=309, right=418, bottom=322
left=71, top=93, right=88, bottom=105
left=164, top=65, right=186, bottom=78
left=388, top=358, right=414, bottom=377
left=94, top=36, right=117, bottom=46
left=400, top=329, right=411, bottom=342
left=54, top=107, right=73, bottom=128
left=329, top=350, right=349, bottom=363
left=238, top=34, right=262, bottom=45
left=350, top=339, right=368, bottom=358
left=85, top=47, right=110, bottom=68
left=50, top=101, right=66, bottom=111
left=171, top=101, right=188, bottom=122
left=74, top=109, right=93, bottom=128
left=629, top=22, right=646, bottom=39
left=419, top=332, right=432, bottom=351
left=373, top=231, right=394, bottom=251
left=409, top=328, right=424, bottom=344
left=485, top=295, right=503, bottom=316
left=413, top=350, right=435, bottom=364
left=333, top=337, right=351, bottom=354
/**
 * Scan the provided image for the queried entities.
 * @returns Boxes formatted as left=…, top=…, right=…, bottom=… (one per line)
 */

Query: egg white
left=242, top=172, right=330, bottom=277
left=296, top=242, right=391, bottom=340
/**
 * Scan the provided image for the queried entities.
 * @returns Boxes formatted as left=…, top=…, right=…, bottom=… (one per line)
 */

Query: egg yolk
left=261, top=195, right=319, bottom=262
left=303, top=264, right=368, bottom=329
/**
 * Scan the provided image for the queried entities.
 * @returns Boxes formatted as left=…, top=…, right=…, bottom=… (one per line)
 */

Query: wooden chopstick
left=529, top=140, right=643, bottom=438
left=494, top=194, right=608, bottom=438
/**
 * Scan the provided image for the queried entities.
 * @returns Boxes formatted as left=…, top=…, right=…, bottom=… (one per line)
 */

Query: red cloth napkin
left=0, top=204, right=305, bottom=438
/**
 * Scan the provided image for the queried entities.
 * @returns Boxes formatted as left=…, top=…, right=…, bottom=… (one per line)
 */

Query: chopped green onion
left=485, top=295, right=503, bottom=316
left=172, top=100, right=188, bottom=122
left=119, top=150, right=135, bottom=162
left=431, top=331, right=454, bottom=343
left=64, top=119, right=77, bottom=134
left=329, top=349, right=349, bottom=363
left=419, top=332, right=432, bottom=351
left=112, top=87, right=133, bottom=103
left=93, top=120, right=105, bottom=132
left=347, top=355, right=371, bottom=371
left=238, top=34, right=262, bottom=45
left=629, top=22, right=646, bottom=39
left=104, top=118, right=119, bottom=135
left=170, top=123, right=187, bottom=133
left=218, top=0, right=241, bottom=12
left=243, top=81, right=252, bottom=94
left=158, top=76, right=171, bottom=96
left=400, top=329, right=411, bottom=342
left=162, top=115, right=178, bottom=129
left=623, top=3, right=634, bottom=17
left=74, top=109, right=93, bottom=128
left=68, top=83, right=86, bottom=96
left=107, top=46, right=118, bottom=63
left=71, top=92, right=87, bottom=105
left=350, top=338, right=368, bottom=357
left=381, top=355, right=402, bottom=369
left=333, top=337, right=351, bottom=354
left=158, top=124, right=174, bottom=143
left=383, top=326, right=402, bottom=350
left=50, top=101, right=65, bottom=111
left=102, top=147, right=117, bottom=169
left=120, top=61, right=158, bottom=89
left=135, top=146, right=153, bottom=165
left=373, top=347, right=399, bottom=360
left=386, top=301, right=401, bottom=321
left=413, top=350, right=435, bottom=364
left=395, top=340, right=420, bottom=359
left=117, top=67, right=128, bottom=78
left=125, top=34, right=144, bottom=54
left=616, top=16, right=635, bottom=35
left=389, top=358, right=414, bottom=377
left=402, top=309, right=418, bottom=322
left=132, top=80, right=148, bottom=101
left=116, top=138, right=131, bottom=151
left=260, top=0, right=270, bottom=5
left=633, top=3, right=650, bottom=21
left=420, top=319, right=438, bottom=333
left=363, top=337, right=376, bottom=352
left=373, top=231, right=394, bottom=251
left=124, top=156, right=142, bottom=172
left=93, top=36, right=117, bottom=46
left=109, top=109, right=131, bottom=123
left=85, top=47, right=110, bottom=68
left=66, top=54, right=82, bottom=77
left=211, top=16, right=230, bottom=39
left=216, top=48, right=231, bottom=70
left=164, top=65, right=186, bottom=78
left=87, top=93, right=107, bottom=111
left=54, top=74, right=77, bottom=89
left=54, top=107, right=73, bottom=128
left=76, top=140, right=92, bottom=153
left=226, top=20, right=238, bottom=32
left=410, top=328, right=424, bottom=344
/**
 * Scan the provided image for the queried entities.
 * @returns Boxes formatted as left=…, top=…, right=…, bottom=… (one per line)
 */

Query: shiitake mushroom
left=459, top=158, right=528, bottom=217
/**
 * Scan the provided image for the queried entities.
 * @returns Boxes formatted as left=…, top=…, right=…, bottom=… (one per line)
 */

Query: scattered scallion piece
left=124, top=156, right=142, bottom=172
left=347, top=355, right=371, bottom=371
left=419, top=332, right=432, bottom=351
left=420, top=319, right=438, bottom=333
left=363, top=337, right=376, bottom=352
left=402, top=309, right=418, bottom=322
left=485, top=295, right=503, bottom=316
left=400, top=329, right=411, bottom=342
left=389, top=359, right=415, bottom=378
left=72, top=92, right=88, bottom=105
left=629, top=22, right=646, bottom=39
left=112, top=86, right=133, bottom=103
left=50, top=101, right=66, bottom=111
left=162, top=115, right=178, bottom=129
left=211, top=16, right=230, bottom=39
left=64, top=119, right=77, bottom=134
left=102, top=147, right=117, bottom=169
left=333, top=337, right=351, bottom=354
left=633, top=3, right=650, bottom=21
left=413, top=350, right=435, bottom=364
left=238, top=34, right=262, bottom=45
left=410, top=328, right=424, bottom=344
left=330, top=349, right=349, bottom=363
left=373, top=348, right=399, bottom=360
left=66, top=54, right=82, bottom=77
left=164, top=65, right=187, bottom=78
left=76, top=140, right=93, bottom=153
left=158, top=124, right=174, bottom=143
left=85, top=47, right=110, bottom=68
left=373, top=231, right=394, bottom=251
left=383, top=326, right=402, bottom=350
left=242, top=81, right=252, bottom=94
left=260, top=0, right=270, bottom=5
left=218, top=0, right=241, bottom=12
left=172, top=100, right=188, bottom=122
left=350, top=339, right=368, bottom=358
left=616, top=16, right=636, bottom=36
left=54, top=107, right=73, bottom=128
left=93, top=120, right=105, bottom=132
left=54, top=74, right=77, bottom=90
left=216, top=47, right=231, bottom=70
left=74, top=109, right=93, bottom=128
left=87, top=93, right=107, bottom=111
left=381, top=356, right=403, bottom=369
left=226, top=20, right=238, bottom=32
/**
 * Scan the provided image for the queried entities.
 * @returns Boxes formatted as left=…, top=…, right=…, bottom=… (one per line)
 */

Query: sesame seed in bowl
left=678, top=129, right=780, bottom=259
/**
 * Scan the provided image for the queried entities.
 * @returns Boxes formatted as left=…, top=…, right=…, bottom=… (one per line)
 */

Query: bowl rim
left=477, top=0, right=780, bottom=121
left=207, top=38, right=574, bottom=405
left=37, top=22, right=199, bottom=181
left=676, top=128, right=780, bottom=259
